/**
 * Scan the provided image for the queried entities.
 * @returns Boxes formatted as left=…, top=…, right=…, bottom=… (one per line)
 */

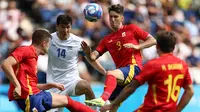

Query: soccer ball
left=83, top=3, right=103, bottom=22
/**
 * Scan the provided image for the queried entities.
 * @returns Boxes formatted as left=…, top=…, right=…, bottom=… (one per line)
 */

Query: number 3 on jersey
left=164, top=74, right=184, bottom=102
left=116, top=41, right=121, bottom=50
left=57, top=48, right=66, bottom=58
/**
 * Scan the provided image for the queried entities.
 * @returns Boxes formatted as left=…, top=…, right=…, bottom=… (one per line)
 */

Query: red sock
left=101, top=74, right=117, bottom=101
left=66, top=96, right=95, bottom=112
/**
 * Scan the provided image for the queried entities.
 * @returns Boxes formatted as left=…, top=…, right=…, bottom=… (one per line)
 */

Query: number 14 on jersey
left=57, top=48, right=66, bottom=58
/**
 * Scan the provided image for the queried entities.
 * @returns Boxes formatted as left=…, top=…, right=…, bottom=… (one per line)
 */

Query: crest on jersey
left=122, top=32, right=126, bottom=37
left=68, top=46, right=73, bottom=50
left=108, top=40, right=113, bottom=43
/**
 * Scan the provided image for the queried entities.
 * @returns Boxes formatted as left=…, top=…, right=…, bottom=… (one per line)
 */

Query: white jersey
left=47, top=32, right=83, bottom=85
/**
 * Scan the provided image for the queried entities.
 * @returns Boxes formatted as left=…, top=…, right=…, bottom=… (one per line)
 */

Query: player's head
left=32, top=29, right=51, bottom=55
left=108, top=4, right=124, bottom=30
left=56, top=14, right=72, bottom=37
left=156, top=30, right=177, bottom=54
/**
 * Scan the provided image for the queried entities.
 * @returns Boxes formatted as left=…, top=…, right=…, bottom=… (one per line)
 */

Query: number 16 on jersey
left=164, top=74, right=184, bottom=102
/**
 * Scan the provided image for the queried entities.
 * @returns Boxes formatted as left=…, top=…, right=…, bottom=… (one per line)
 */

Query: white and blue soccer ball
left=84, top=3, right=103, bottom=22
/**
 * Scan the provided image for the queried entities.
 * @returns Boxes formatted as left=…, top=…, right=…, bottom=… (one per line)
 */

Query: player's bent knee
left=81, top=80, right=91, bottom=90
left=107, top=71, right=116, bottom=76
left=51, top=93, right=68, bottom=108
left=107, top=70, right=122, bottom=77
left=77, top=80, right=92, bottom=92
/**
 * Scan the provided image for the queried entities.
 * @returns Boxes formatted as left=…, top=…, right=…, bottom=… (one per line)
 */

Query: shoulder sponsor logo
left=51, top=43, right=56, bottom=47
left=68, top=46, right=73, bottom=50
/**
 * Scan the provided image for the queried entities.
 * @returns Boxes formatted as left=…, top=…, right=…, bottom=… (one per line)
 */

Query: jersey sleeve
left=96, top=39, right=107, bottom=56
left=134, top=61, right=155, bottom=85
left=131, top=24, right=149, bottom=41
left=183, top=66, right=193, bottom=88
left=11, top=47, right=30, bottom=63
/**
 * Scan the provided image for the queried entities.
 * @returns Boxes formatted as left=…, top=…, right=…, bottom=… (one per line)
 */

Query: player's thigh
left=51, top=92, right=68, bottom=108
left=16, top=91, right=52, bottom=112
left=119, top=64, right=141, bottom=85
left=75, top=79, right=93, bottom=95
left=107, top=69, right=124, bottom=82
left=49, top=78, right=82, bottom=96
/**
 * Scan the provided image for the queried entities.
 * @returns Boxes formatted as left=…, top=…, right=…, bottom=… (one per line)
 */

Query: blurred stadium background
left=0, top=0, right=200, bottom=112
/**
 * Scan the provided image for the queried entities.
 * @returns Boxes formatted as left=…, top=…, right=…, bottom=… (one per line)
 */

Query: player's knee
left=79, top=80, right=91, bottom=91
left=107, top=71, right=117, bottom=77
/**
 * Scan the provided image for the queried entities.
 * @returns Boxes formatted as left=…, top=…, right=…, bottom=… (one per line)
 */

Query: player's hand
left=103, top=70, right=107, bottom=76
left=53, top=83, right=65, bottom=91
left=100, top=104, right=114, bottom=112
left=123, top=43, right=140, bottom=50
left=81, top=41, right=91, bottom=55
left=13, top=86, right=21, bottom=99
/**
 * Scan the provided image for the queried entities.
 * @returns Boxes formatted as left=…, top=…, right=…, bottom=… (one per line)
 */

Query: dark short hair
left=156, top=30, right=177, bottom=53
left=56, top=14, right=72, bottom=25
left=108, top=4, right=124, bottom=15
left=32, top=29, right=51, bottom=45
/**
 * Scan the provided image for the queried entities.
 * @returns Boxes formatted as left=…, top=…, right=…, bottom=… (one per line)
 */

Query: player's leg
left=85, top=69, right=124, bottom=106
left=14, top=91, right=94, bottom=112
left=108, top=65, right=141, bottom=112
left=109, top=102, right=120, bottom=112
left=15, top=91, right=52, bottom=112
left=104, top=85, right=125, bottom=112
left=48, top=78, right=95, bottom=112
left=102, top=64, right=140, bottom=102
left=85, top=65, right=140, bottom=107
left=51, top=92, right=96, bottom=112
left=47, top=88, right=66, bottom=112
left=75, top=80, right=95, bottom=100
left=100, top=69, right=124, bottom=101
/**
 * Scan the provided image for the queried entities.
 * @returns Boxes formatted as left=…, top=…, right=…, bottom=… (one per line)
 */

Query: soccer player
left=47, top=14, right=106, bottom=111
left=1, top=29, right=95, bottom=112
left=100, top=30, right=194, bottom=112
left=84, top=4, right=156, bottom=111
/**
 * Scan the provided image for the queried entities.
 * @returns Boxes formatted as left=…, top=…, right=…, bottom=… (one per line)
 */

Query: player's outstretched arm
left=85, top=56, right=107, bottom=75
left=81, top=41, right=100, bottom=61
left=100, top=79, right=140, bottom=112
left=37, top=83, right=65, bottom=91
left=140, top=34, right=156, bottom=49
left=81, top=41, right=106, bottom=75
left=176, top=84, right=194, bottom=112
left=50, top=93, right=95, bottom=112
left=123, top=34, right=156, bottom=50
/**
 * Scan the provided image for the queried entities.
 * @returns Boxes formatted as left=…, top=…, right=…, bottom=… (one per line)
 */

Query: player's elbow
left=147, top=34, right=157, bottom=45
left=150, top=36, right=157, bottom=45
left=90, top=55, right=97, bottom=61
left=185, top=85, right=194, bottom=98
left=1, top=60, right=9, bottom=71
left=187, top=88, right=194, bottom=98
left=152, top=38, right=157, bottom=45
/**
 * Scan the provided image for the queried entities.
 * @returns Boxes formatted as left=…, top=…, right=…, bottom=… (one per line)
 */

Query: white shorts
left=49, top=76, right=82, bottom=95
left=47, top=77, right=82, bottom=112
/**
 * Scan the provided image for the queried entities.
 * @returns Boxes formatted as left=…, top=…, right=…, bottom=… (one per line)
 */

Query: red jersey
left=134, top=53, right=192, bottom=112
left=8, top=45, right=40, bottom=101
left=96, top=24, right=148, bottom=68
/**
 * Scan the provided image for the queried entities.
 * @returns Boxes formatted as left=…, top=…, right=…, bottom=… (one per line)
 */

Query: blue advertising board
left=0, top=84, right=200, bottom=112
